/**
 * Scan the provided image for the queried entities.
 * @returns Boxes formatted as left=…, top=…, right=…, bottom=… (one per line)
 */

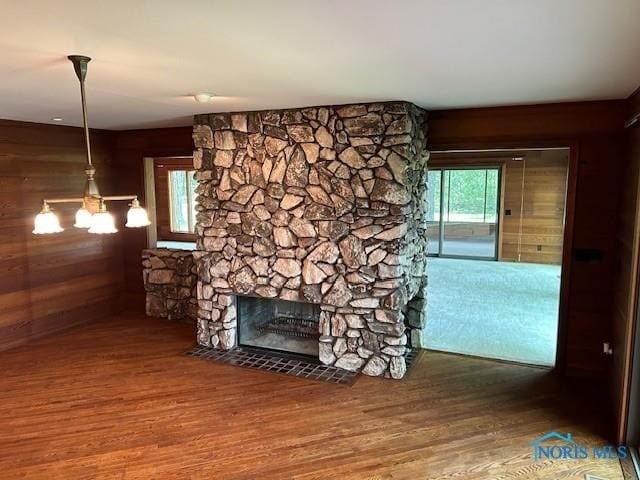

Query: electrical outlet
left=603, top=342, right=613, bottom=355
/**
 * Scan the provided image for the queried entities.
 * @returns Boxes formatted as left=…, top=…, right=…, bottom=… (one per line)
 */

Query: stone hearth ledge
left=191, top=101, right=429, bottom=379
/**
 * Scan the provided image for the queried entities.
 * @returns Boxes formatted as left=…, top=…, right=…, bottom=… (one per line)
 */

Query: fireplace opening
left=237, top=297, right=320, bottom=357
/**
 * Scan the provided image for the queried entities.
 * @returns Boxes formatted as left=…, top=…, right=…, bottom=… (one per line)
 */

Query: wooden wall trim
left=615, top=89, right=640, bottom=443
left=617, top=142, right=640, bottom=443
left=557, top=143, right=579, bottom=376
left=143, top=157, right=157, bottom=248
left=498, top=163, right=506, bottom=261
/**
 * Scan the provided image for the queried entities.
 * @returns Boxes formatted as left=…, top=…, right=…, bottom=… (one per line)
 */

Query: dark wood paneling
left=429, top=100, right=626, bottom=147
left=612, top=88, right=640, bottom=442
left=429, top=100, right=628, bottom=382
left=0, top=120, right=125, bottom=351
left=112, top=127, right=194, bottom=296
left=0, top=312, right=624, bottom=477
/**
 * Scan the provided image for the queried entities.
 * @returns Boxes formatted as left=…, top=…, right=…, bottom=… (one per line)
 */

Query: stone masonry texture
left=190, top=102, right=430, bottom=378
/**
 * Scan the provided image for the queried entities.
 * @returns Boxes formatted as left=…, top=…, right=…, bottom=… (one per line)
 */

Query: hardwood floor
left=0, top=312, right=624, bottom=480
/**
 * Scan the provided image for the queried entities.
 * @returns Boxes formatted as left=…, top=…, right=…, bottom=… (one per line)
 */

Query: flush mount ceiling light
left=33, top=55, right=150, bottom=235
left=193, top=92, right=215, bottom=103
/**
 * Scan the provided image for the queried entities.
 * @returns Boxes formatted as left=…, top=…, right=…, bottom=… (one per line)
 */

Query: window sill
left=156, top=240, right=197, bottom=251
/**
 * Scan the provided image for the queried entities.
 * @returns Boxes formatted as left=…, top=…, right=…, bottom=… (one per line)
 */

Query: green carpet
left=424, top=257, right=560, bottom=366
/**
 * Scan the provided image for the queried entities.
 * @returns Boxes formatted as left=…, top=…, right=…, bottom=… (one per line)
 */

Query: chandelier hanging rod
left=42, top=197, right=85, bottom=204
left=43, top=195, right=140, bottom=204
left=68, top=55, right=93, bottom=168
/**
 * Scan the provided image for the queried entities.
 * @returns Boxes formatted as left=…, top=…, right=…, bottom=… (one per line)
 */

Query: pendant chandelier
left=32, top=55, right=150, bottom=235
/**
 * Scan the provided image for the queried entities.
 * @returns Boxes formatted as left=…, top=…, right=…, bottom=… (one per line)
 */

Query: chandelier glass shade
left=33, top=55, right=150, bottom=235
left=74, top=202, right=93, bottom=229
left=88, top=200, right=118, bottom=234
left=32, top=203, right=64, bottom=234
left=125, top=198, right=152, bottom=228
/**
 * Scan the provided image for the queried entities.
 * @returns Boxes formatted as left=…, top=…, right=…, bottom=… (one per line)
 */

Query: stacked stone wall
left=143, top=248, right=197, bottom=321
left=190, top=102, right=429, bottom=378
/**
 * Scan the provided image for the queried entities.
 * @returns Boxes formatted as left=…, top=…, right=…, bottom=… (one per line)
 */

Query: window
left=153, top=157, right=196, bottom=242
left=168, top=170, right=197, bottom=233
left=444, top=168, right=499, bottom=224
left=428, top=167, right=501, bottom=259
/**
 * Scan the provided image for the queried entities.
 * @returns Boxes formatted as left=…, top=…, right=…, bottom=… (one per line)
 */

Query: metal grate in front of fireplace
left=186, top=345, right=358, bottom=384
left=256, top=316, right=318, bottom=339
left=186, top=344, right=420, bottom=384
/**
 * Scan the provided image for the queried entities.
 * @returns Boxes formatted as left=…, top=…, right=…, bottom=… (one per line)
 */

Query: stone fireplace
left=191, top=101, right=429, bottom=378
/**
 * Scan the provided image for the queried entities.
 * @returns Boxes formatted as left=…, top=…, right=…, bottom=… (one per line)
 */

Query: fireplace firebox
left=238, top=297, right=320, bottom=357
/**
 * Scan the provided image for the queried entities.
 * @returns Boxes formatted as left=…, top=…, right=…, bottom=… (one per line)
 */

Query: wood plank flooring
left=0, top=312, right=624, bottom=479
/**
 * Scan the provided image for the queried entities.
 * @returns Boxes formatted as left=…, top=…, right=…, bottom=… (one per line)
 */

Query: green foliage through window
left=169, top=170, right=197, bottom=233
left=427, top=168, right=499, bottom=223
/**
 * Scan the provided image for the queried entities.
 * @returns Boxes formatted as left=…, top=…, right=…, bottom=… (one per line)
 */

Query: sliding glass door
left=427, top=167, right=500, bottom=259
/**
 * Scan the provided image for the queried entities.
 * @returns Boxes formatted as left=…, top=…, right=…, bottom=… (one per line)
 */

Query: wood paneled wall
left=0, top=122, right=193, bottom=349
left=112, top=127, right=193, bottom=298
left=501, top=150, right=568, bottom=265
left=0, top=120, right=125, bottom=351
left=612, top=89, right=640, bottom=442
left=429, top=100, right=628, bottom=380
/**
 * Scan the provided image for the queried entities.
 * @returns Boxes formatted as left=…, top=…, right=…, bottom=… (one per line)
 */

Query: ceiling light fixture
left=88, top=199, right=118, bottom=234
left=51, top=117, right=63, bottom=122
left=33, top=202, right=64, bottom=234
left=33, top=55, right=150, bottom=235
left=194, top=92, right=214, bottom=103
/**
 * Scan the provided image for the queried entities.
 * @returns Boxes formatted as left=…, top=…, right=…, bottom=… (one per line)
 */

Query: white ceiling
left=1, top=0, right=639, bottom=130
